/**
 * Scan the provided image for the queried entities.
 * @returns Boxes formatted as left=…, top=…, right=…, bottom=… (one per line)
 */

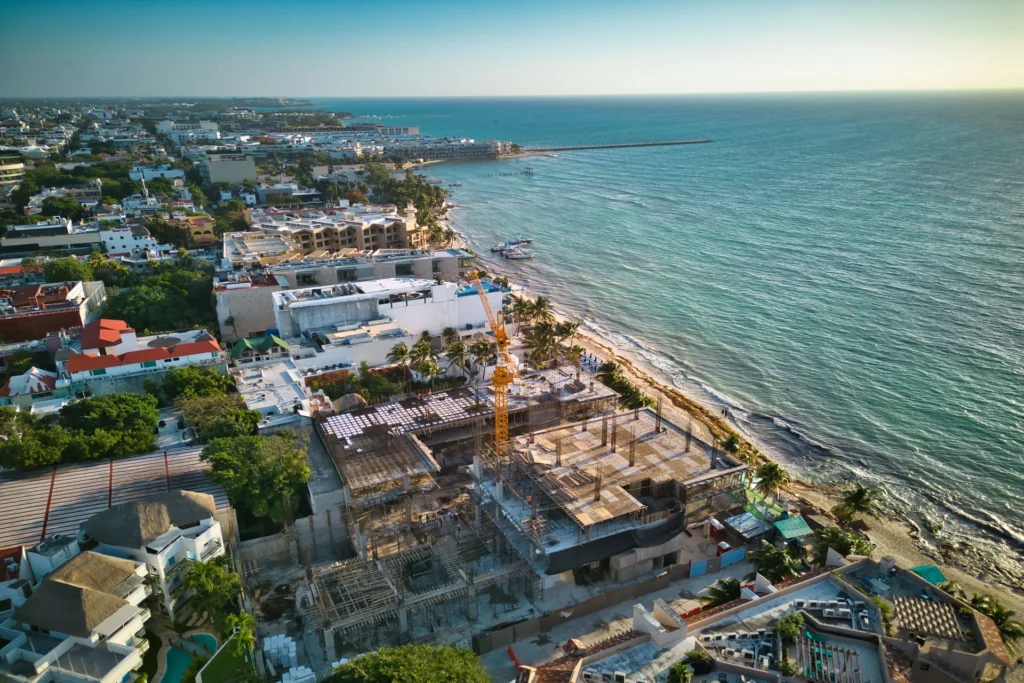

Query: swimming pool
left=160, top=633, right=218, bottom=683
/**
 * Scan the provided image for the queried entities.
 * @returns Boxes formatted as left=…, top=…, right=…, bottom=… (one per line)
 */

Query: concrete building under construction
left=303, top=366, right=746, bottom=659
left=309, top=368, right=620, bottom=657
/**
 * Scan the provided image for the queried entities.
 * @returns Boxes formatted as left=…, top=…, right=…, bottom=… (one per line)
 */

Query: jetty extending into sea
left=525, top=138, right=712, bottom=152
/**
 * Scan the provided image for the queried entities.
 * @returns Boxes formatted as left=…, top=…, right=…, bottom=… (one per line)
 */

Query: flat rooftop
left=232, top=360, right=309, bottom=426
left=273, top=278, right=434, bottom=307
left=512, top=409, right=735, bottom=527
left=0, top=446, right=230, bottom=553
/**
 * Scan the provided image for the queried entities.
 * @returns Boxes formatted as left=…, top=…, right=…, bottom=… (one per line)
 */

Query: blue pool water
left=160, top=633, right=217, bottom=683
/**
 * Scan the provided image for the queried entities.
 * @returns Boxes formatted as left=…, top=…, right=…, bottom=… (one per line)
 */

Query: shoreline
left=456, top=239, right=1024, bottom=616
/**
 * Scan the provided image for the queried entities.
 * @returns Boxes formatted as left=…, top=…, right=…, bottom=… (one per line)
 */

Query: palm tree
left=745, top=540, right=800, bottom=583
left=410, top=338, right=438, bottom=368
left=833, top=482, right=879, bottom=523
left=721, top=433, right=741, bottom=455
left=493, top=275, right=510, bottom=289
left=700, top=577, right=741, bottom=606
left=754, top=461, right=789, bottom=503
left=510, top=296, right=534, bottom=326
left=442, top=327, right=458, bottom=347
left=938, top=581, right=966, bottom=600
left=469, top=338, right=494, bottom=383
left=524, top=321, right=558, bottom=367
left=566, top=344, right=584, bottom=365
left=812, top=527, right=873, bottom=565
left=418, top=330, right=432, bottom=344
left=532, top=295, right=555, bottom=324
left=444, top=340, right=467, bottom=378
left=417, top=360, right=440, bottom=387
left=971, top=594, right=1024, bottom=653
left=554, top=320, right=580, bottom=346
left=386, top=342, right=411, bottom=390
left=225, top=611, right=256, bottom=656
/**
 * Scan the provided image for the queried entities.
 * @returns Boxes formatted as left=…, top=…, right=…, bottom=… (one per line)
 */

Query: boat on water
left=507, top=235, right=533, bottom=245
left=491, top=243, right=510, bottom=253
left=504, top=247, right=534, bottom=260
left=448, top=182, right=462, bottom=187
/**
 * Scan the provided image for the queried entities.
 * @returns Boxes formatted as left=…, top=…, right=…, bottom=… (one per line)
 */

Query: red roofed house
left=59, top=319, right=226, bottom=393
left=0, top=366, right=68, bottom=408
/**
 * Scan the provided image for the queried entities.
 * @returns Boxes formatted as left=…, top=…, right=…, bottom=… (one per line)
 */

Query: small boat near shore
left=507, top=234, right=533, bottom=245
left=504, top=247, right=534, bottom=260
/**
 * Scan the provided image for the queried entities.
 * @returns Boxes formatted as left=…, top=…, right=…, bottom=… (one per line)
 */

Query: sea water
left=312, top=94, right=1024, bottom=584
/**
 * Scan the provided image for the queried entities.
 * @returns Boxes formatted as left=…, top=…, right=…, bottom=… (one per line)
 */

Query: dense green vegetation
left=745, top=540, right=801, bottom=583
left=970, top=593, right=1024, bottom=652
left=103, top=259, right=216, bottom=334
left=182, top=556, right=243, bottom=631
left=700, top=577, right=741, bottom=606
left=596, top=361, right=654, bottom=409
left=161, top=366, right=234, bottom=402
left=201, top=434, right=310, bottom=526
left=776, top=611, right=804, bottom=642
left=43, top=254, right=137, bottom=288
left=178, top=394, right=260, bottom=442
left=0, top=394, right=159, bottom=469
left=812, top=527, right=873, bottom=565
left=363, top=164, right=449, bottom=243
left=325, top=645, right=489, bottom=683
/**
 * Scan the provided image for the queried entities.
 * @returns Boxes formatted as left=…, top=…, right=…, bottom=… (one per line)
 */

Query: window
left=337, top=268, right=356, bottom=281
left=396, top=263, right=413, bottom=276
left=142, top=361, right=157, bottom=368
left=90, top=368, right=107, bottom=376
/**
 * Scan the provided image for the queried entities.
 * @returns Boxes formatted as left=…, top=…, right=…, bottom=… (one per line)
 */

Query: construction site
left=234, top=275, right=748, bottom=671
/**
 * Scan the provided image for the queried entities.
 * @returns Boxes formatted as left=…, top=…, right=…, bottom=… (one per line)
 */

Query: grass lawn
left=199, top=638, right=249, bottom=683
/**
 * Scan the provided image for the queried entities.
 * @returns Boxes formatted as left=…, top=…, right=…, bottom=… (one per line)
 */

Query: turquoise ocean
left=311, top=94, right=1024, bottom=584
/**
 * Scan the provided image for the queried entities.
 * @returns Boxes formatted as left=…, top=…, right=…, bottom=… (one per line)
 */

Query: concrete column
left=398, top=606, right=409, bottom=637
left=324, top=626, right=336, bottom=664
left=467, top=587, right=478, bottom=620
left=472, top=455, right=482, bottom=480
left=474, top=502, right=482, bottom=526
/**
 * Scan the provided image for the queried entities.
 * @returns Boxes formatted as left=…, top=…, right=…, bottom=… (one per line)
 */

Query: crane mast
left=471, top=272, right=518, bottom=457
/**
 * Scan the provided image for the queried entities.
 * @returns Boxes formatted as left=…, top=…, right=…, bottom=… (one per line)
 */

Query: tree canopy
left=201, top=434, right=310, bottom=523
left=44, top=257, right=92, bottom=283
left=103, top=261, right=216, bottom=334
left=178, top=394, right=260, bottom=442
left=163, top=366, right=234, bottom=402
left=325, top=645, right=488, bottom=683
left=0, top=394, right=159, bottom=469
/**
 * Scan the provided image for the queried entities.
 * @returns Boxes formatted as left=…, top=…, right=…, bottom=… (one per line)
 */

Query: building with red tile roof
left=0, top=280, right=105, bottom=342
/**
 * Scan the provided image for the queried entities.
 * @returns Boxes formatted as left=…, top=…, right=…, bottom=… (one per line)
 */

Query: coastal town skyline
left=3, top=0, right=1023, bottom=98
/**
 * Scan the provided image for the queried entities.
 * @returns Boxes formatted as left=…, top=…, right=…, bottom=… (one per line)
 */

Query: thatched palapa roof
left=48, top=551, right=141, bottom=596
left=13, top=580, right=128, bottom=638
left=86, top=490, right=217, bottom=548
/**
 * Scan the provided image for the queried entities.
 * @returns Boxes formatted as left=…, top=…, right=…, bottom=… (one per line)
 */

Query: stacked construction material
left=263, top=635, right=298, bottom=669
left=281, top=666, right=315, bottom=683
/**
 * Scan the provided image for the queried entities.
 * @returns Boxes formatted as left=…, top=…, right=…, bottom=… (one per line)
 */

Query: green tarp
left=229, top=335, right=289, bottom=358
left=910, top=565, right=947, bottom=586
left=773, top=515, right=813, bottom=539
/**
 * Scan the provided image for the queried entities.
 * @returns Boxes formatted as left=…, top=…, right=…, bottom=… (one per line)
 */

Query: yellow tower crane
left=471, top=271, right=519, bottom=456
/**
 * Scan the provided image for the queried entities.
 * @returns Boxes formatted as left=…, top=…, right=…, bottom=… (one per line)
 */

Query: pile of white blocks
left=281, top=666, right=315, bottom=683
left=263, top=635, right=297, bottom=669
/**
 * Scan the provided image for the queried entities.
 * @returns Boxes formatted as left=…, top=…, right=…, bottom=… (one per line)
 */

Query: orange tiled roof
left=67, top=340, right=220, bottom=374
left=80, top=319, right=131, bottom=349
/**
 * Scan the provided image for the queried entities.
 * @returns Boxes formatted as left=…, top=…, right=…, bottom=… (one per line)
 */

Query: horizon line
left=3, top=86, right=1023, bottom=101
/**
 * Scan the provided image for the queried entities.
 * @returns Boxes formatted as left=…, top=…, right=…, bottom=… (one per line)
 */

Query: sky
left=2, top=0, right=1022, bottom=98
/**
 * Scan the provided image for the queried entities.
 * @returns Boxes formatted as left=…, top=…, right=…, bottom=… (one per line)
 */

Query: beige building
left=199, top=153, right=256, bottom=185
left=222, top=231, right=304, bottom=268
left=214, top=273, right=284, bottom=340
left=251, top=202, right=428, bottom=252
left=0, top=153, right=26, bottom=207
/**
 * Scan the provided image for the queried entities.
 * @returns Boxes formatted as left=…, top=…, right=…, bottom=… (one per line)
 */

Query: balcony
left=163, top=558, right=193, bottom=584
left=135, top=639, right=150, bottom=655
left=199, top=540, right=223, bottom=561
left=139, top=608, right=151, bottom=623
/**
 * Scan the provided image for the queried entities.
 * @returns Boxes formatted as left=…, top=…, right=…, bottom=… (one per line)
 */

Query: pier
left=525, top=139, right=712, bottom=152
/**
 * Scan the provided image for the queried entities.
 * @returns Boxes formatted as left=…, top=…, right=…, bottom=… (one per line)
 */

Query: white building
left=0, top=551, right=152, bottom=683
left=99, top=226, right=161, bottom=258
left=128, top=164, right=185, bottom=181
left=84, top=491, right=225, bottom=622
left=60, top=319, right=223, bottom=392
left=156, top=120, right=220, bottom=146
left=271, top=278, right=503, bottom=374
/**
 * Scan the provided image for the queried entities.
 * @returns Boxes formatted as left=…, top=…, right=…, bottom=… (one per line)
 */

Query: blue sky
left=2, top=0, right=1022, bottom=97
